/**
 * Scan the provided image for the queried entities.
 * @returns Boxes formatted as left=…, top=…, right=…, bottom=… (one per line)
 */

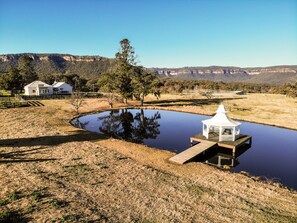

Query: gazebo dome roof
left=202, top=104, right=241, bottom=127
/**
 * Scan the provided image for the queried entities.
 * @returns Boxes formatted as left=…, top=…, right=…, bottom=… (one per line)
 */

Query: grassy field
left=0, top=93, right=296, bottom=222
left=145, top=93, right=297, bottom=130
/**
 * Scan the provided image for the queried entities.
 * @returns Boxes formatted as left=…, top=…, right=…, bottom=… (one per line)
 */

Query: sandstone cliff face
left=0, top=54, right=105, bottom=63
left=154, top=66, right=297, bottom=77
left=0, top=53, right=296, bottom=84
left=152, top=66, right=297, bottom=84
left=0, top=53, right=115, bottom=80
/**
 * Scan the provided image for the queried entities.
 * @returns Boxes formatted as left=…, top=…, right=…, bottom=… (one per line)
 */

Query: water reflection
left=98, top=109, right=161, bottom=143
left=71, top=118, right=89, bottom=129
left=194, top=144, right=251, bottom=169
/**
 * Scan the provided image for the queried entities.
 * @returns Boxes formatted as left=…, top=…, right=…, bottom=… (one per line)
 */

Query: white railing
left=220, top=135, right=233, bottom=141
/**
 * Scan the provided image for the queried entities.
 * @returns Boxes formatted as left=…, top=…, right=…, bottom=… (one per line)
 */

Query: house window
left=60, top=88, right=63, bottom=90
left=33, top=90, right=36, bottom=93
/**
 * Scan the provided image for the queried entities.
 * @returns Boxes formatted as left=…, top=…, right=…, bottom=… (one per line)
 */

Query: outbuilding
left=52, top=81, right=73, bottom=94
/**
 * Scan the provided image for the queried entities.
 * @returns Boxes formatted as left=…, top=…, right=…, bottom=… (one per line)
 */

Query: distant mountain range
left=0, top=53, right=115, bottom=80
left=152, top=66, right=297, bottom=84
left=1, top=53, right=297, bottom=84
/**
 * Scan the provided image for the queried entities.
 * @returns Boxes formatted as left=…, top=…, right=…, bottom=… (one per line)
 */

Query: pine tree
left=0, top=67, right=24, bottom=95
left=114, top=38, right=136, bottom=104
left=18, top=55, right=38, bottom=85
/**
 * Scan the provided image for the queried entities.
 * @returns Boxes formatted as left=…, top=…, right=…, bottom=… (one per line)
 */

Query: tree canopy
left=18, top=55, right=38, bottom=85
left=0, top=67, right=23, bottom=95
left=98, top=38, right=161, bottom=105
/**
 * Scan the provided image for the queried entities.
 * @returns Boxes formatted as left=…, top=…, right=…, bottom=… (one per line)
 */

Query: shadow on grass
left=145, top=97, right=245, bottom=107
left=0, top=210, right=32, bottom=223
left=0, top=146, right=59, bottom=164
left=0, top=131, right=105, bottom=148
left=0, top=130, right=107, bottom=164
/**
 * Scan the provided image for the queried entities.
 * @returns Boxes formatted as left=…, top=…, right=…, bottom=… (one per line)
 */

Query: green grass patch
left=0, top=90, right=11, bottom=96
left=51, top=199, right=68, bottom=209
left=7, top=191, right=20, bottom=201
left=31, top=190, right=44, bottom=202
left=0, top=199, right=9, bottom=206
left=186, top=184, right=214, bottom=196
left=63, top=164, right=91, bottom=173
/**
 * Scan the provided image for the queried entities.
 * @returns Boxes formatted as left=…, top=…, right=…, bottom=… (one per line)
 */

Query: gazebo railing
left=220, top=135, right=233, bottom=141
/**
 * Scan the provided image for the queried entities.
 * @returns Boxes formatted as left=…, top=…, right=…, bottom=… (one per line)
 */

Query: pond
left=71, top=109, right=297, bottom=190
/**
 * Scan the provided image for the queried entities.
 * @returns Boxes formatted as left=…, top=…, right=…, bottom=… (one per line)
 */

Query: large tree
left=114, top=38, right=136, bottom=103
left=132, top=66, right=161, bottom=106
left=98, top=39, right=136, bottom=104
left=98, top=38, right=161, bottom=105
left=0, top=67, right=24, bottom=95
left=18, top=55, right=38, bottom=85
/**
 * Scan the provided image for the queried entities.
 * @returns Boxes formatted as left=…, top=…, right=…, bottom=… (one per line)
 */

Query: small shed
left=202, top=104, right=241, bottom=142
left=52, top=82, right=73, bottom=94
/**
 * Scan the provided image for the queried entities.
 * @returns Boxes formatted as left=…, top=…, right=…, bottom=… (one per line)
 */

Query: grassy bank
left=0, top=93, right=296, bottom=222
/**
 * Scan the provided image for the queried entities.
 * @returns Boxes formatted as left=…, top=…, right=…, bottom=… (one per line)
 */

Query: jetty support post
left=249, top=137, right=252, bottom=146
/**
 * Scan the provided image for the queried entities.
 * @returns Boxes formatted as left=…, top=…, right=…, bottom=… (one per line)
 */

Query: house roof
left=52, top=82, right=68, bottom=88
left=202, top=104, right=241, bottom=127
left=24, top=81, right=52, bottom=88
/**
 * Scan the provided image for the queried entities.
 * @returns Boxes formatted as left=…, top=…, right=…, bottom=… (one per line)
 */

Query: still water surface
left=72, top=109, right=297, bottom=190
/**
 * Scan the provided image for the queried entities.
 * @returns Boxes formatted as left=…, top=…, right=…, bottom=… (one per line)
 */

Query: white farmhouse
left=24, top=81, right=53, bottom=96
left=52, top=81, right=73, bottom=94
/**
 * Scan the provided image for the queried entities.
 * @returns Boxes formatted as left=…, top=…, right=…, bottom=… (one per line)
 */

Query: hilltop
left=153, top=65, right=297, bottom=84
left=0, top=53, right=115, bottom=80
left=1, top=53, right=297, bottom=84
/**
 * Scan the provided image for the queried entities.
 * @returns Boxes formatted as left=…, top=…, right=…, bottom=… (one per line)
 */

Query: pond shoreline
left=73, top=104, right=297, bottom=132
left=72, top=107, right=297, bottom=191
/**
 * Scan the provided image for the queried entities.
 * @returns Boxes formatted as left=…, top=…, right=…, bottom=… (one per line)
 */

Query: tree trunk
left=124, top=98, right=127, bottom=104
left=140, top=92, right=144, bottom=106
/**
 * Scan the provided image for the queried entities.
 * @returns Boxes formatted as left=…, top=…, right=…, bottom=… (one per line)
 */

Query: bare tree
left=200, top=91, right=214, bottom=99
left=69, top=92, right=85, bottom=115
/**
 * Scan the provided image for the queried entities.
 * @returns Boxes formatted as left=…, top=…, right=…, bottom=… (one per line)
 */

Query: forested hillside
left=0, top=53, right=115, bottom=80
left=1, top=53, right=297, bottom=84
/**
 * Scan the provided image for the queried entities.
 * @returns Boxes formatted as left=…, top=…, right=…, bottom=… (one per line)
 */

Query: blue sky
left=0, top=0, right=296, bottom=68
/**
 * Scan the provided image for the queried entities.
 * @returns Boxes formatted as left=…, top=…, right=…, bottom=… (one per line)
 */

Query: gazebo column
left=231, top=158, right=234, bottom=167
left=206, top=125, right=210, bottom=139
left=219, top=126, right=222, bottom=141
left=218, top=155, right=221, bottom=167
left=232, top=127, right=236, bottom=141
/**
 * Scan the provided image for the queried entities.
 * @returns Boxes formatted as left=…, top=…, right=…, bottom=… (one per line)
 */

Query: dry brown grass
left=145, top=93, right=297, bottom=130
left=0, top=94, right=296, bottom=222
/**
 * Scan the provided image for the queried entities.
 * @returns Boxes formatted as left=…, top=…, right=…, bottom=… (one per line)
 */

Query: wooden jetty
left=169, top=141, right=217, bottom=164
left=169, top=133, right=252, bottom=165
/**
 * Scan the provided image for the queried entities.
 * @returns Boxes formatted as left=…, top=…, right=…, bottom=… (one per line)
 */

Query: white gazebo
left=202, top=104, right=241, bottom=142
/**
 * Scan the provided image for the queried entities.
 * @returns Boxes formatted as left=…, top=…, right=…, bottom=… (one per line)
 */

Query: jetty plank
left=169, top=141, right=217, bottom=164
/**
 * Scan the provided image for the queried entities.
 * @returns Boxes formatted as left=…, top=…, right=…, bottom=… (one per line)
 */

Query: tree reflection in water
left=71, top=118, right=90, bottom=129
left=99, top=109, right=161, bottom=143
